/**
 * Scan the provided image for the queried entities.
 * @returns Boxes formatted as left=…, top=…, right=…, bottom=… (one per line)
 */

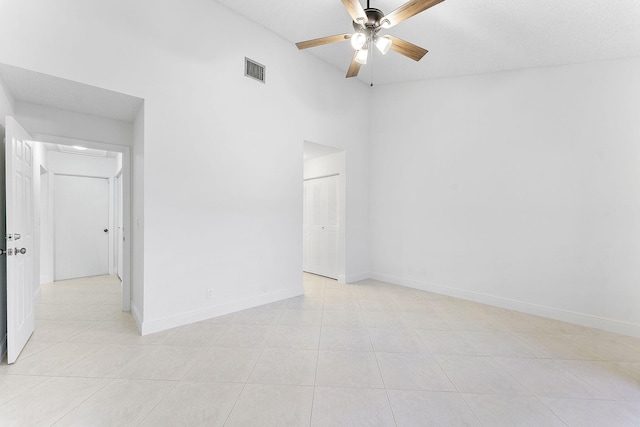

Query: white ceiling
left=215, top=0, right=640, bottom=85
left=0, top=63, right=143, bottom=122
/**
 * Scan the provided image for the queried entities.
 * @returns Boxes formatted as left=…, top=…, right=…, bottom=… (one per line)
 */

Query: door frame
left=115, top=170, right=123, bottom=280
left=36, top=134, right=132, bottom=311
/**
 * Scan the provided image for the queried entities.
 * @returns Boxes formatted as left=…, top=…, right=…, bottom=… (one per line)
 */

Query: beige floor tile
left=464, top=393, right=566, bottom=427
left=68, top=304, right=124, bottom=321
left=404, top=311, right=454, bottom=330
left=316, top=350, right=384, bottom=388
left=55, top=379, right=174, bottom=426
left=225, top=384, right=313, bottom=427
left=286, top=296, right=325, bottom=310
left=266, top=326, right=321, bottom=349
left=0, top=375, right=48, bottom=406
left=0, top=377, right=109, bottom=426
left=323, top=288, right=358, bottom=299
left=388, top=390, right=481, bottom=427
left=496, top=357, right=607, bottom=399
left=5, top=340, right=56, bottom=362
left=67, top=319, right=164, bottom=345
left=59, top=344, right=151, bottom=378
left=117, top=345, right=206, bottom=380
left=321, top=311, right=366, bottom=327
left=417, top=329, right=477, bottom=356
left=278, top=309, right=323, bottom=326
left=523, top=333, right=601, bottom=360
left=158, top=323, right=229, bottom=347
left=557, top=360, right=640, bottom=400
left=319, top=326, right=373, bottom=351
left=437, top=355, right=530, bottom=395
left=368, top=327, right=427, bottom=353
left=230, top=308, right=282, bottom=325
left=311, top=387, right=396, bottom=427
left=568, top=334, right=640, bottom=362
left=362, top=311, right=409, bottom=328
left=377, top=352, right=455, bottom=392
left=465, top=332, right=545, bottom=358
left=393, top=299, right=437, bottom=313
left=358, top=298, right=398, bottom=312
left=139, top=382, right=243, bottom=427
left=11, top=273, right=638, bottom=427
left=542, top=397, right=640, bottom=426
left=248, top=348, right=318, bottom=386
left=31, top=319, right=99, bottom=342
left=1, top=342, right=104, bottom=376
left=323, top=298, right=362, bottom=311
left=183, top=347, right=262, bottom=383
left=215, top=325, right=273, bottom=348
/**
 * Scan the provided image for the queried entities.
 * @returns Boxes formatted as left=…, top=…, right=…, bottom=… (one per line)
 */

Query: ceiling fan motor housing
left=353, top=8, right=384, bottom=30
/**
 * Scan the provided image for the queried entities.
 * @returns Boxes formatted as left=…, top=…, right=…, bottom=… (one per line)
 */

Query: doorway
left=39, top=142, right=125, bottom=285
left=302, top=141, right=346, bottom=282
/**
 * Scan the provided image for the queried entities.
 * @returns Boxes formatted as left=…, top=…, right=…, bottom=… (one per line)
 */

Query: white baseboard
left=345, top=272, right=370, bottom=283
left=34, top=286, right=41, bottom=302
left=370, top=272, right=640, bottom=339
left=131, top=302, right=143, bottom=334
left=0, top=333, right=6, bottom=363
left=140, top=286, right=304, bottom=336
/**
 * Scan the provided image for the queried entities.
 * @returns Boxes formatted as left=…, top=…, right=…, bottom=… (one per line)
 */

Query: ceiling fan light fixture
left=355, top=47, right=369, bottom=65
left=374, top=35, right=392, bottom=55
left=350, top=32, right=366, bottom=50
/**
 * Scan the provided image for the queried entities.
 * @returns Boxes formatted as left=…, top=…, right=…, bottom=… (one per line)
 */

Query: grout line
left=364, top=321, right=398, bottom=427
left=135, top=379, right=180, bottom=426
left=308, top=298, right=325, bottom=427
left=220, top=312, right=279, bottom=426
left=49, top=376, right=116, bottom=425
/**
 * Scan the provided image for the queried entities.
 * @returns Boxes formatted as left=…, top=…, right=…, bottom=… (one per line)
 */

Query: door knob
left=15, top=248, right=26, bottom=255
left=104, top=229, right=109, bottom=233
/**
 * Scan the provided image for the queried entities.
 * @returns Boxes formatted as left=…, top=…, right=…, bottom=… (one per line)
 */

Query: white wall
left=0, top=75, right=15, bottom=128
left=370, top=57, right=640, bottom=337
left=15, top=102, right=133, bottom=146
left=304, top=151, right=347, bottom=282
left=0, top=0, right=371, bottom=334
left=131, top=107, right=144, bottom=324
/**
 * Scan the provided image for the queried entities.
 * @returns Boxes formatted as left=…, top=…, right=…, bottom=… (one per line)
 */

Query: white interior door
left=5, top=117, right=36, bottom=364
left=303, top=175, right=338, bottom=279
left=54, top=175, right=109, bottom=280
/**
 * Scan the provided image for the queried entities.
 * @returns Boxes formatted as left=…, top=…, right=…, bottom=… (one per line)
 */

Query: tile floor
left=1, top=273, right=639, bottom=426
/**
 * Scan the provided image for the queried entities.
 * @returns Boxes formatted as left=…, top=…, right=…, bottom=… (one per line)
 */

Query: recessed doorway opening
left=302, top=141, right=346, bottom=283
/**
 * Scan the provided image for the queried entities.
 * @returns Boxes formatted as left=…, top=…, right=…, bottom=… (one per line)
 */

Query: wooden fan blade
left=296, top=33, right=350, bottom=50
left=346, top=51, right=361, bottom=78
left=387, top=35, right=428, bottom=61
left=383, top=0, right=446, bottom=28
left=341, top=0, right=367, bottom=24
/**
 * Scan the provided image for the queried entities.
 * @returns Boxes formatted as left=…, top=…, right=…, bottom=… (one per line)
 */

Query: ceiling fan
left=295, top=0, right=446, bottom=78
